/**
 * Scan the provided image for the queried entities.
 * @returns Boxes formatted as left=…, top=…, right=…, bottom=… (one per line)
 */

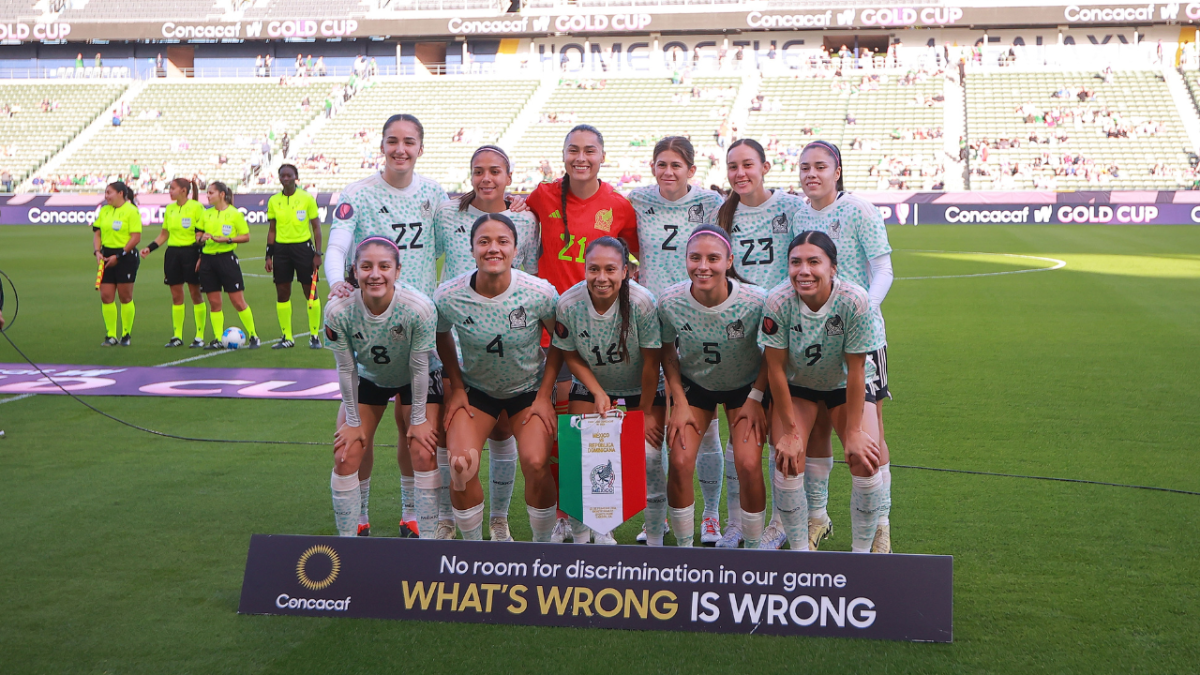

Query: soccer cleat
left=636, top=518, right=671, bottom=543
left=700, top=516, right=722, bottom=545
left=550, top=517, right=571, bottom=543
left=101, top=336, right=119, bottom=347
left=204, top=339, right=224, bottom=350
left=489, top=517, right=513, bottom=542
left=808, top=515, right=834, bottom=551
left=594, top=530, right=618, bottom=545
left=357, top=523, right=371, bottom=537
left=871, top=523, right=892, bottom=553
left=272, top=339, right=295, bottom=350
left=436, top=520, right=456, bottom=540
left=309, top=335, right=322, bottom=349
left=164, top=337, right=184, bottom=348
left=760, top=522, right=787, bottom=550
left=189, top=338, right=206, bottom=348
left=118, top=334, right=132, bottom=347
left=715, top=525, right=743, bottom=549
left=397, top=520, right=419, bottom=538
left=246, top=335, right=262, bottom=349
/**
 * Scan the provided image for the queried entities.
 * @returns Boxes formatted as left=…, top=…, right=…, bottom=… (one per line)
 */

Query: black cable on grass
left=0, top=268, right=17, bottom=330
left=834, top=460, right=1200, bottom=496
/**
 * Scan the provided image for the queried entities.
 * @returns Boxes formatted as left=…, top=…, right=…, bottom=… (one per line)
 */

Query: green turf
left=1, top=224, right=1198, bottom=673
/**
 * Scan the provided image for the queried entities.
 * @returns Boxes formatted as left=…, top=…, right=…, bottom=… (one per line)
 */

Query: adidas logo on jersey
left=455, top=225, right=466, bottom=233
left=791, top=323, right=804, bottom=333
left=379, top=206, right=389, bottom=215
left=464, top=316, right=476, bottom=325
left=578, top=330, right=590, bottom=338
left=353, top=332, right=365, bottom=340
left=645, top=207, right=656, bottom=215
left=681, top=323, right=693, bottom=332
left=730, top=225, right=742, bottom=234
left=549, top=210, right=562, bottom=219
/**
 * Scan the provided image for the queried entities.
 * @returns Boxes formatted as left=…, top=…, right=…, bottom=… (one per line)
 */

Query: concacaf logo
left=296, top=545, right=341, bottom=590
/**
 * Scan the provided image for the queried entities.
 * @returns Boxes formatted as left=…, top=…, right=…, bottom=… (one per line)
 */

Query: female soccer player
left=197, top=181, right=260, bottom=349
left=630, top=136, right=727, bottom=545
left=93, top=181, right=141, bottom=346
left=326, top=237, right=438, bottom=537
left=266, top=163, right=323, bottom=350
left=432, top=144, right=538, bottom=542
left=791, top=141, right=895, bottom=553
left=140, top=178, right=207, bottom=347
left=660, top=224, right=769, bottom=548
left=552, top=236, right=665, bottom=545
left=760, top=231, right=885, bottom=552
left=434, top=214, right=561, bottom=542
left=323, top=113, right=449, bottom=539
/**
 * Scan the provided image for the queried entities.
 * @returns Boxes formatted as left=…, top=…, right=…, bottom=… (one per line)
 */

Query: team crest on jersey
left=590, top=461, right=616, bottom=494
left=761, top=316, right=778, bottom=335
left=726, top=319, right=746, bottom=339
left=825, top=314, right=845, bottom=336
left=335, top=203, right=354, bottom=220
left=595, top=208, right=613, bottom=233
left=421, top=200, right=432, bottom=217
left=554, top=321, right=569, bottom=339
left=508, top=306, right=528, bottom=329
left=829, top=219, right=842, bottom=239
left=391, top=325, right=406, bottom=339
left=687, top=204, right=705, bottom=223
left=771, top=213, right=790, bottom=233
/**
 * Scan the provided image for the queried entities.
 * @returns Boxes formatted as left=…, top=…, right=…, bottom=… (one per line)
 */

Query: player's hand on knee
left=667, top=406, right=699, bottom=451
left=775, top=430, right=804, bottom=476
left=333, top=423, right=366, bottom=463
left=442, top=388, right=472, bottom=427
left=526, top=395, right=557, bottom=436
left=843, top=430, right=880, bottom=472
left=732, top=400, right=766, bottom=445
left=406, top=419, right=437, bottom=460
left=643, top=411, right=664, bottom=448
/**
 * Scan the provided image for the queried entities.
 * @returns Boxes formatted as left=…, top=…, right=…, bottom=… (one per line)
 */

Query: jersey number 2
left=557, top=234, right=587, bottom=263
left=391, top=223, right=424, bottom=249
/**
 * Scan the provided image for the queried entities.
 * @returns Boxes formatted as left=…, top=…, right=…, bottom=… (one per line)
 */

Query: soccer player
left=759, top=231, right=885, bottom=552
left=659, top=224, right=769, bottom=548
left=197, top=181, right=260, bottom=349
left=326, top=237, right=438, bottom=537
left=92, top=181, right=141, bottom=346
left=323, top=113, right=449, bottom=539
left=266, top=164, right=323, bottom=350
left=140, top=178, right=207, bottom=347
left=433, top=144, right=537, bottom=542
left=435, top=214, right=561, bottom=542
left=552, top=236, right=664, bottom=545
left=630, top=136, right=727, bottom=545
left=791, top=141, right=895, bottom=552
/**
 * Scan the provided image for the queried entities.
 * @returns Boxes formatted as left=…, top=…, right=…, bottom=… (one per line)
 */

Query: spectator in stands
left=111, top=109, right=121, bottom=126
left=75, top=53, right=83, bottom=71
left=1, top=169, right=11, bottom=193
left=281, top=132, right=291, bottom=160
left=306, top=55, right=314, bottom=74
left=265, top=54, right=273, bottom=78
left=295, top=54, right=305, bottom=76
left=94, top=53, right=102, bottom=70
left=315, top=56, right=327, bottom=77
left=129, top=161, right=140, bottom=183
left=369, top=57, right=378, bottom=77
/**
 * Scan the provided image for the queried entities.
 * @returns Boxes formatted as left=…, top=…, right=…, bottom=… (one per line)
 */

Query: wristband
left=747, top=388, right=764, bottom=403
left=147, top=241, right=159, bottom=252
left=266, top=244, right=275, bottom=257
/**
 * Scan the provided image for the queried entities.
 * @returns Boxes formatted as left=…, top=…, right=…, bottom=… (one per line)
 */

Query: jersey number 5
left=391, top=222, right=424, bottom=249
left=702, top=342, right=722, bottom=365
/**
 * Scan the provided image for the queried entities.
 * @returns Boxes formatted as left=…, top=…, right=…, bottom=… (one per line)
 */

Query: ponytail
left=716, top=138, right=767, bottom=236
left=802, top=140, right=845, bottom=192
left=584, top=236, right=633, bottom=362
left=171, top=177, right=198, bottom=201
left=108, top=180, right=136, bottom=206
left=209, top=180, right=234, bottom=206
left=459, top=145, right=513, bottom=212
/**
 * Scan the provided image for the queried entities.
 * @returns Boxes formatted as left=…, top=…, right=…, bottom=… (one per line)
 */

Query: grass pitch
left=0, top=224, right=1197, bottom=673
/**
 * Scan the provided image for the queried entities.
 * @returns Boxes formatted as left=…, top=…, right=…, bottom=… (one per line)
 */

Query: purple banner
left=889, top=202, right=1198, bottom=225
left=0, top=193, right=337, bottom=226
left=0, top=363, right=340, bottom=400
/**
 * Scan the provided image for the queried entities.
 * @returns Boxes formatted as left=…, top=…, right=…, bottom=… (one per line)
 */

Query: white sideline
left=0, top=393, right=34, bottom=405
left=154, top=332, right=314, bottom=367
left=896, top=250, right=1066, bottom=280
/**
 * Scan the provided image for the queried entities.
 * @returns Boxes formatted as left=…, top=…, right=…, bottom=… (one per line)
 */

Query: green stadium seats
left=0, top=82, right=125, bottom=185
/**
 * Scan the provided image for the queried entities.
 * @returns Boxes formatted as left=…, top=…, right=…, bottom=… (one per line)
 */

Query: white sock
left=330, top=470, right=360, bottom=537
left=644, top=441, right=668, bottom=542
left=851, top=473, right=884, bottom=553
left=878, top=463, right=892, bottom=527
left=454, top=502, right=485, bottom=541
left=358, top=477, right=371, bottom=526
left=436, top=447, right=453, bottom=522
left=669, top=505, right=695, bottom=547
left=805, top=456, right=833, bottom=521
left=400, top=475, right=415, bottom=524
left=741, top=508, right=765, bottom=549
left=767, top=444, right=782, bottom=527
left=527, top=504, right=558, bottom=543
left=696, top=419, right=723, bottom=519
left=773, top=469, right=809, bottom=551
left=723, top=443, right=741, bottom=529
left=413, top=469, right=441, bottom=540
left=569, top=516, right=591, bottom=544
left=488, top=436, right=518, bottom=519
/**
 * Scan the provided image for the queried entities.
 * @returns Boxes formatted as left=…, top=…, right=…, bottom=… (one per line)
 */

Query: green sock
left=120, top=301, right=135, bottom=337
left=307, top=297, right=322, bottom=336
left=276, top=301, right=293, bottom=341
left=237, top=307, right=257, bottom=338
left=171, top=304, right=185, bottom=340
left=193, top=303, right=207, bottom=341
left=211, top=309, right=224, bottom=339
left=101, top=302, right=118, bottom=338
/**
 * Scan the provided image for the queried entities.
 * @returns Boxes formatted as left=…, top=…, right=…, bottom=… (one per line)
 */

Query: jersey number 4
left=390, top=222, right=424, bottom=249
left=486, top=335, right=504, bottom=357
left=739, top=238, right=775, bottom=266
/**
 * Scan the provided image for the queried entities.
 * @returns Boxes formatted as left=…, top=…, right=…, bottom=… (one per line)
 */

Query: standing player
left=326, top=237, right=438, bottom=537
left=323, top=113, right=449, bottom=539
left=552, top=236, right=665, bottom=545
left=140, top=178, right=207, bottom=347
left=433, top=144, right=538, bottom=542
left=759, top=231, right=885, bottom=552
left=266, top=164, right=323, bottom=350
left=791, top=141, right=895, bottom=553
left=197, top=181, right=260, bottom=349
left=435, top=214, right=561, bottom=542
left=92, top=182, right=141, bottom=346
left=630, top=136, right=727, bottom=545
left=659, top=224, right=769, bottom=548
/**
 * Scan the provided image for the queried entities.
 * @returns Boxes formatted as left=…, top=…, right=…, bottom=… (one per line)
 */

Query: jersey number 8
left=370, top=346, right=391, bottom=364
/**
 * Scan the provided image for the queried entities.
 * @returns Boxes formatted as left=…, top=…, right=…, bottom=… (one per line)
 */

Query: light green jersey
left=201, top=206, right=247, bottom=254
left=552, top=280, right=661, bottom=397
left=629, top=185, right=724, bottom=298
left=433, top=199, right=540, bottom=283
left=658, top=279, right=766, bottom=392
left=323, top=282, right=438, bottom=389
left=162, top=200, right=205, bottom=248
left=758, top=278, right=886, bottom=391
left=789, top=192, right=891, bottom=290
left=727, top=189, right=806, bottom=289
left=330, top=172, right=447, bottom=298
left=435, top=269, right=559, bottom=398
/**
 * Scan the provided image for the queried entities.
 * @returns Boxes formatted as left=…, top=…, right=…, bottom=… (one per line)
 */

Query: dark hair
left=381, top=113, right=425, bottom=148
left=354, top=235, right=402, bottom=267
left=170, top=177, right=198, bottom=201
left=801, top=141, right=844, bottom=192
left=209, top=180, right=233, bottom=205
left=107, top=181, right=136, bottom=206
left=652, top=135, right=695, bottom=167
left=685, top=223, right=750, bottom=284
left=278, top=163, right=299, bottom=179
left=459, top=145, right=513, bottom=212
left=470, top=212, right=519, bottom=247
left=560, top=124, right=605, bottom=241
left=787, top=230, right=838, bottom=268
left=584, top=236, right=633, bottom=362
left=716, top=139, right=768, bottom=235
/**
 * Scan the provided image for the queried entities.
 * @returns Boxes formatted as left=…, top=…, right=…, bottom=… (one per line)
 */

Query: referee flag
left=558, top=411, right=646, bottom=535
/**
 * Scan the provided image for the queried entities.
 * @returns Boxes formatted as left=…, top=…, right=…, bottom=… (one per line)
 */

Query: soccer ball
left=221, top=327, right=247, bottom=350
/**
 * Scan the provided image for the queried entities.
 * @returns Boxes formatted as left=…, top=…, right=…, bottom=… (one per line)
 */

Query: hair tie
left=357, top=236, right=401, bottom=255
left=687, top=228, right=731, bottom=252
left=804, top=140, right=842, bottom=168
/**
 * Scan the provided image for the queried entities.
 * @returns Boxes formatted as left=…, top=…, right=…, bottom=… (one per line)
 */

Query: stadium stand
left=0, top=82, right=126, bottom=185
left=965, top=69, right=1194, bottom=190
left=242, top=0, right=371, bottom=19
left=57, top=0, right=223, bottom=21
left=0, top=0, right=42, bottom=21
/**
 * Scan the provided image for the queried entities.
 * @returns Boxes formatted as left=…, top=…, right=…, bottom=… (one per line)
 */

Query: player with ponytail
left=141, top=177, right=207, bottom=347
left=197, top=180, right=260, bottom=349
left=93, top=181, right=142, bottom=346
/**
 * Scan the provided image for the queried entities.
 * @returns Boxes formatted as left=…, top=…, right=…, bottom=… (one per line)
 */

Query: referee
left=265, top=164, right=323, bottom=349
left=92, top=181, right=141, bottom=346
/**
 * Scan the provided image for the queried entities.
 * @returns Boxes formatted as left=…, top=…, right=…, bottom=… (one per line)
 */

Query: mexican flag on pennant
left=558, top=410, right=646, bottom=535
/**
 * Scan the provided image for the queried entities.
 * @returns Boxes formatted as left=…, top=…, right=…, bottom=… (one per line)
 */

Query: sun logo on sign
left=296, top=545, right=341, bottom=590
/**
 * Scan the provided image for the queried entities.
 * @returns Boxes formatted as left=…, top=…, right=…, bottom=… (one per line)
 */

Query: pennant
left=558, top=411, right=645, bottom=535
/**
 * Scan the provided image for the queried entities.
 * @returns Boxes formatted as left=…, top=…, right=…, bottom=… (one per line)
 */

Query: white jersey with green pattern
left=433, top=199, right=540, bottom=283
left=552, top=280, right=661, bottom=397
left=727, top=189, right=807, bottom=289
left=323, top=283, right=438, bottom=388
left=658, top=279, right=766, bottom=392
left=435, top=269, right=559, bottom=398
left=758, top=278, right=886, bottom=391
left=790, top=192, right=891, bottom=290
left=629, top=185, right=724, bottom=298
left=330, top=172, right=447, bottom=298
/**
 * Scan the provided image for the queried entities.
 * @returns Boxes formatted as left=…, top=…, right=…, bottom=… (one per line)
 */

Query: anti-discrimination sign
left=239, top=535, right=953, bottom=642
left=558, top=411, right=646, bottom=535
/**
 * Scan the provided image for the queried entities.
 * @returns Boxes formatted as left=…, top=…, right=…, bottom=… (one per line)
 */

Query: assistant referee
left=92, top=181, right=142, bottom=346
left=266, top=164, right=323, bottom=349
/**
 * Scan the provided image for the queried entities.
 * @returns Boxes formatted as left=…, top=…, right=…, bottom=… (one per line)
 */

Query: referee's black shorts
left=272, top=241, right=317, bottom=285
left=100, top=247, right=139, bottom=284
left=163, top=246, right=201, bottom=286
left=198, top=252, right=245, bottom=294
